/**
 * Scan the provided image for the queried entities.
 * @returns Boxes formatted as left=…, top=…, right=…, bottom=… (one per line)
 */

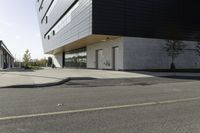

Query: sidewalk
left=0, top=68, right=200, bottom=88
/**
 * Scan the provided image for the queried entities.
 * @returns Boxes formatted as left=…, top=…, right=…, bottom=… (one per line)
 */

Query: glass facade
left=64, top=47, right=87, bottom=68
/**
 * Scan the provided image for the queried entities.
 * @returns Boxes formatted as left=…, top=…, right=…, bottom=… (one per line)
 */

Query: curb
left=1, top=78, right=71, bottom=88
left=1, top=75, right=199, bottom=89
left=0, top=77, right=96, bottom=88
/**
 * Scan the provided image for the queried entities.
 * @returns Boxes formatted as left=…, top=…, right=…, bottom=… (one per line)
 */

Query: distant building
left=0, top=41, right=14, bottom=69
left=36, top=0, right=200, bottom=70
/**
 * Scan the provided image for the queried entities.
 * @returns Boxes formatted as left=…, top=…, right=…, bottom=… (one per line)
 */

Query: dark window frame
left=44, top=0, right=79, bottom=38
left=45, top=16, right=48, bottom=24
left=39, top=0, right=45, bottom=12
left=41, top=0, right=54, bottom=24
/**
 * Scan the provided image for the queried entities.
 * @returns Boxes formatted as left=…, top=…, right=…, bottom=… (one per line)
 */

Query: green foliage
left=22, top=49, right=48, bottom=69
left=30, top=58, right=48, bottom=67
left=23, top=49, right=31, bottom=67
left=27, top=65, right=43, bottom=70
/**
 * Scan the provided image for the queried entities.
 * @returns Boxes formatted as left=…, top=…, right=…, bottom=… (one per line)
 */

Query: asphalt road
left=0, top=77, right=200, bottom=133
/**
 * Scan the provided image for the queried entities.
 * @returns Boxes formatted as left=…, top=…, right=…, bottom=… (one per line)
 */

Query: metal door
left=96, top=49, right=103, bottom=69
left=113, top=47, right=120, bottom=70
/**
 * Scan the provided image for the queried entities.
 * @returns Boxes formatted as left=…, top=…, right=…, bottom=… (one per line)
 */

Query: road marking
left=1, top=96, right=200, bottom=121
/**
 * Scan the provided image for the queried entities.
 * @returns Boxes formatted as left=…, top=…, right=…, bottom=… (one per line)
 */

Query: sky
left=0, top=0, right=45, bottom=61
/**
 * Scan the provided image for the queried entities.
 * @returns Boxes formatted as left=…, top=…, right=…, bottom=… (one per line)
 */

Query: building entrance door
left=96, top=49, right=103, bottom=69
left=113, top=47, right=120, bottom=70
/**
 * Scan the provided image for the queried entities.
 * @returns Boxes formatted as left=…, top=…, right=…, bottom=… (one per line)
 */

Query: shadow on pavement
left=163, top=75, right=200, bottom=80
left=59, top=75, right=200, bottom=88
left=0, top=77, right=97, bottom=89
left=0, top=68, right=35, bottom=72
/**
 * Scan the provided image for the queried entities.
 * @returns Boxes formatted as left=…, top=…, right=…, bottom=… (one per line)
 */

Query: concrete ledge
left=0, top=78, right=70, bottom=88
left=0, top=77, right=96, bottom=88
left=1, top=75, right=200, bottom=89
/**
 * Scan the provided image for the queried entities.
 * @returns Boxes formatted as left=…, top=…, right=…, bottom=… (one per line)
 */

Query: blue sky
left=0, top=0, right=45, bottom=60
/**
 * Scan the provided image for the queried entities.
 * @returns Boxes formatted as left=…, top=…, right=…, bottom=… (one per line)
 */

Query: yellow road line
left=1, top=96, right=200, bottom=121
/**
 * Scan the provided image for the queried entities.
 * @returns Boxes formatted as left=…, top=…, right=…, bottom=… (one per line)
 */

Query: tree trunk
left=170, top=55, right=176, bottom=70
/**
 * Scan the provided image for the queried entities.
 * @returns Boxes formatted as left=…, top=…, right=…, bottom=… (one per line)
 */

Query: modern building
left=0, top=41, right=14, bottom=69
left=36, top=0, right=200, bottom=70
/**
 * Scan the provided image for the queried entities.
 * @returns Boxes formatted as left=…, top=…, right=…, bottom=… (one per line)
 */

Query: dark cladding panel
left=92, top=0, right=125, bottom=35
left=179, top=1, right=200, bottom=32
left=92, top=0, right=200, bottom=40
left=124, top=0, right=178, bottom=38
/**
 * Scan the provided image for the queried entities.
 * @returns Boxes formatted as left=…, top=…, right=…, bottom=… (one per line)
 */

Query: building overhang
left=46, top=34, right=120, bottom=55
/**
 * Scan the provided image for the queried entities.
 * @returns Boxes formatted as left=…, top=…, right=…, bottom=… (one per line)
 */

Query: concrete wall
left=87, top=38, right=124, bottom=70
left=53, top=53, right=63, bottom=68
left=52, top=36, right=200, bottom=70
left=123, top=37, right=200, bottom=70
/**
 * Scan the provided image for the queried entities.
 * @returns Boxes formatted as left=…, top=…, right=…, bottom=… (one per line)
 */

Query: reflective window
left=65, top=47, right=87, bottom=68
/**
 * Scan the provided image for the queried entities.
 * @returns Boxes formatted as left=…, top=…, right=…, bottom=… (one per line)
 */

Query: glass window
left=65, top=47, right=87, bottom=68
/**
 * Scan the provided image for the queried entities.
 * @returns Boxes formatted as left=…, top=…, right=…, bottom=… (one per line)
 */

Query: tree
left=164, top=26, right=185, bottom=70
left=164, top=40, right=185, bottom=70
left=23, top=49, right=31, bottom=67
